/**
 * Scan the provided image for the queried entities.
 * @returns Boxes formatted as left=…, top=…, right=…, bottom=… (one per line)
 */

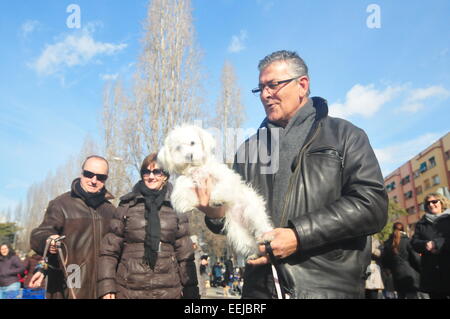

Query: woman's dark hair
left=140, top=152, right=170, bottom=179
left=392, top=222, right=404, bottom=255
left=0, top=243, right=15, bottom=259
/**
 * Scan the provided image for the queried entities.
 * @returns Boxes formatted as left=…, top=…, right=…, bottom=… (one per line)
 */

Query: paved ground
left=203, top=286, right=241, bottom=299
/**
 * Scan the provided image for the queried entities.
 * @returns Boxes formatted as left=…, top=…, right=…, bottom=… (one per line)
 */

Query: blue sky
left=1, top=0, right=449, bottom=215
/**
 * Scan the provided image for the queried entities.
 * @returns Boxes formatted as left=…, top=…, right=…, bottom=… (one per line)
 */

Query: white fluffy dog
left=158, top=125, right=273, bottom=257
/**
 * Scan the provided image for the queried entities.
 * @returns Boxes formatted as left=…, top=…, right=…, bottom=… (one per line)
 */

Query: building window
left=401, top=175, right=410, bottom=185
left=404, top=191, right=413, bottom=199
left=432, top=175, right=441, bottom=186
left=413, top=170, right=420, bottom=179
left=445, top=150, right=450, bottom=160
left=393, top=195, right=398, bottom=203
left=429, top=156, right=436, bottom=168
left=424, top=179, right=431, bottom=190
left=419, top=162, right=428, bottom=173
left=407, top=206, right=416, bottom=214
left=416, top=186, right=423, bottom=195
left=386, top=181, right=396, bottom=192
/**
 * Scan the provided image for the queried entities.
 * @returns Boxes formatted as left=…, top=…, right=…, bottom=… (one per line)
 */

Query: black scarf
left=137, top=180, right=167, bottom=269
left=73, top=178, right=106, bottom=209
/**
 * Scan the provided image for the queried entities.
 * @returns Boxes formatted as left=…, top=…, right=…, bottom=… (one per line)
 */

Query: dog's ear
left=196, top=127, right=216, bottom=157
left=157, top=145, right=174, bottom=173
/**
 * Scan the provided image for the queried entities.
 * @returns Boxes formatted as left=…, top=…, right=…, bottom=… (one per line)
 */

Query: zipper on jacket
left=306, top=147, right=344, bottom=170
left=279, top=121, right=322, bottom=228
left=90, top=207, right=99, bottom=298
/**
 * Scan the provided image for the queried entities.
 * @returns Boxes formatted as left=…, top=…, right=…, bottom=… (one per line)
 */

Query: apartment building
left=384, top=132, right=450, bottom=231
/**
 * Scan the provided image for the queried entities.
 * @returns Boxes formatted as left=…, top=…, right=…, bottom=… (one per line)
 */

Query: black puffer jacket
left=98, top=183, right=199, bottom=299
left=411, top=211, right=450, bottom=294
left=207, top=97, right=388, bottom=298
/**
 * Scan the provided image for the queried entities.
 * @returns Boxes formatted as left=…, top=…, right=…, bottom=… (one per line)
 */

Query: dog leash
left=41, top=236, right=77, bottom=299
left=264, top=241, right=294, bottom=299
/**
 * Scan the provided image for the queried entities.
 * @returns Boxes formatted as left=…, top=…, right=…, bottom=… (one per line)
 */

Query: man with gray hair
left=197, top=50, right=388, bottom=298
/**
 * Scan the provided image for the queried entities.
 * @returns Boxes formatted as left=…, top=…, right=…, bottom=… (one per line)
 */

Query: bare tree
left=213, top=60, right=246, bottom=164
left=132, top=0, right=203, bottom=166
left=187, top=210, right=227, bottom=259
left=101, top=0, right=205, bottom=202
left=134, top=0, right=204, bottom=155
left=16, top=135, right=101, bottom=251
left=102, top=80, right=134, bottom=205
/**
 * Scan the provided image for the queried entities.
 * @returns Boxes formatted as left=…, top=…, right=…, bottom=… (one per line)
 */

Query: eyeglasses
left=251, top=76, right=300, bottom=94
left=426, top=199, right=440, bottom=206
left=141, top=168, right=165, bottom=177
left=82, top=170, right=108, bottom=182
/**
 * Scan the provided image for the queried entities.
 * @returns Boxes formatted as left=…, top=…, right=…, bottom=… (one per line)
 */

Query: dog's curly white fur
left=158, top=125, right=273, bottom=257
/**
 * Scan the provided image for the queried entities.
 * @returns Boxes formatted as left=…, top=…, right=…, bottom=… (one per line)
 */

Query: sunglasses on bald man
left=82, top=170, right=108, bottom=182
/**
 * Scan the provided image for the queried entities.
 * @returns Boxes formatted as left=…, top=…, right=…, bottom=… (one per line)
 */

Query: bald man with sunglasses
left=29, top=155, right=116, bottom=299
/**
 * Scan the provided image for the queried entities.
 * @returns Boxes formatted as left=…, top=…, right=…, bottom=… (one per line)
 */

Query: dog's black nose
left=185, top=153, right=193, bottom=162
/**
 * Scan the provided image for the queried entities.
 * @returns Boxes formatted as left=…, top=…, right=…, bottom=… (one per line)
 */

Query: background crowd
left=364, top=192, right=450, bottom=299
left=1, top=189, right=449, bottom=301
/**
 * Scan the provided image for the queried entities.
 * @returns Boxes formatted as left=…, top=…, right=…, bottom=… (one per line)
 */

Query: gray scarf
left=266, top=98, right=316, bottom=226
left=425, top=208, right=450, bottom=224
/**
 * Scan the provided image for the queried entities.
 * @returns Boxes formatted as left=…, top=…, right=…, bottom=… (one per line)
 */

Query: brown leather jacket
left=30, top=179, right=116, bottom=299
left=97, top=183, right=199, bottom=299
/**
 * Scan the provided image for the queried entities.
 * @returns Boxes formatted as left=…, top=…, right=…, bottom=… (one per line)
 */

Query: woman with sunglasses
left=411, top=193, right=450, bottom=299
left=98, top=153, right=199, bottom=299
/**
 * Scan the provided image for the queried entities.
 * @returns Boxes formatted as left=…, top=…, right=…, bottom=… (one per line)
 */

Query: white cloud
left=100, top=73, right=119, bottom=81
left=228, top=30, right=248, bottom=53
left=328, top=84, right=403, bottom=119
left=21, top=20, right=40, bottom=38
left=30, top=27, right=127, bottom=76
left=374, top=132, right=444, bottom=177
left=398, top=85, right=450, bottom=113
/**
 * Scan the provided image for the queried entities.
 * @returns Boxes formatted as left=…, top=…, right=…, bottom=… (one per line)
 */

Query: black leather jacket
left=207, top=97, right=388, bottom=298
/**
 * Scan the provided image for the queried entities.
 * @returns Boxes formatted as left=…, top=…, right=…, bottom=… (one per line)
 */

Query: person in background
left=191, top=235, right=207, bottom=298
left=411, top=193, right=450, bottom=299
left=22, top=250, right=45, bottom=289
left=224, top=258, right=233, bottom=287
left=212, top=261, right=224, bottom=288
left=364, top=236, right=384, bottom=299
left=382, top=222, right=420, bottom=299
left=200, top=255, right=211, bottom=291
left=380, top=266, right=397, bottom=299
left=0, top=243, right=26, bottom=299
left=97, top=152, right=199, bottom=299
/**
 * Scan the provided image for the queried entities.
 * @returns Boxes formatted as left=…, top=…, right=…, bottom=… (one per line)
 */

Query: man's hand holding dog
left=194, top=176, right=226, bottom=219
left=247, top=228, right=299, bottom=266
